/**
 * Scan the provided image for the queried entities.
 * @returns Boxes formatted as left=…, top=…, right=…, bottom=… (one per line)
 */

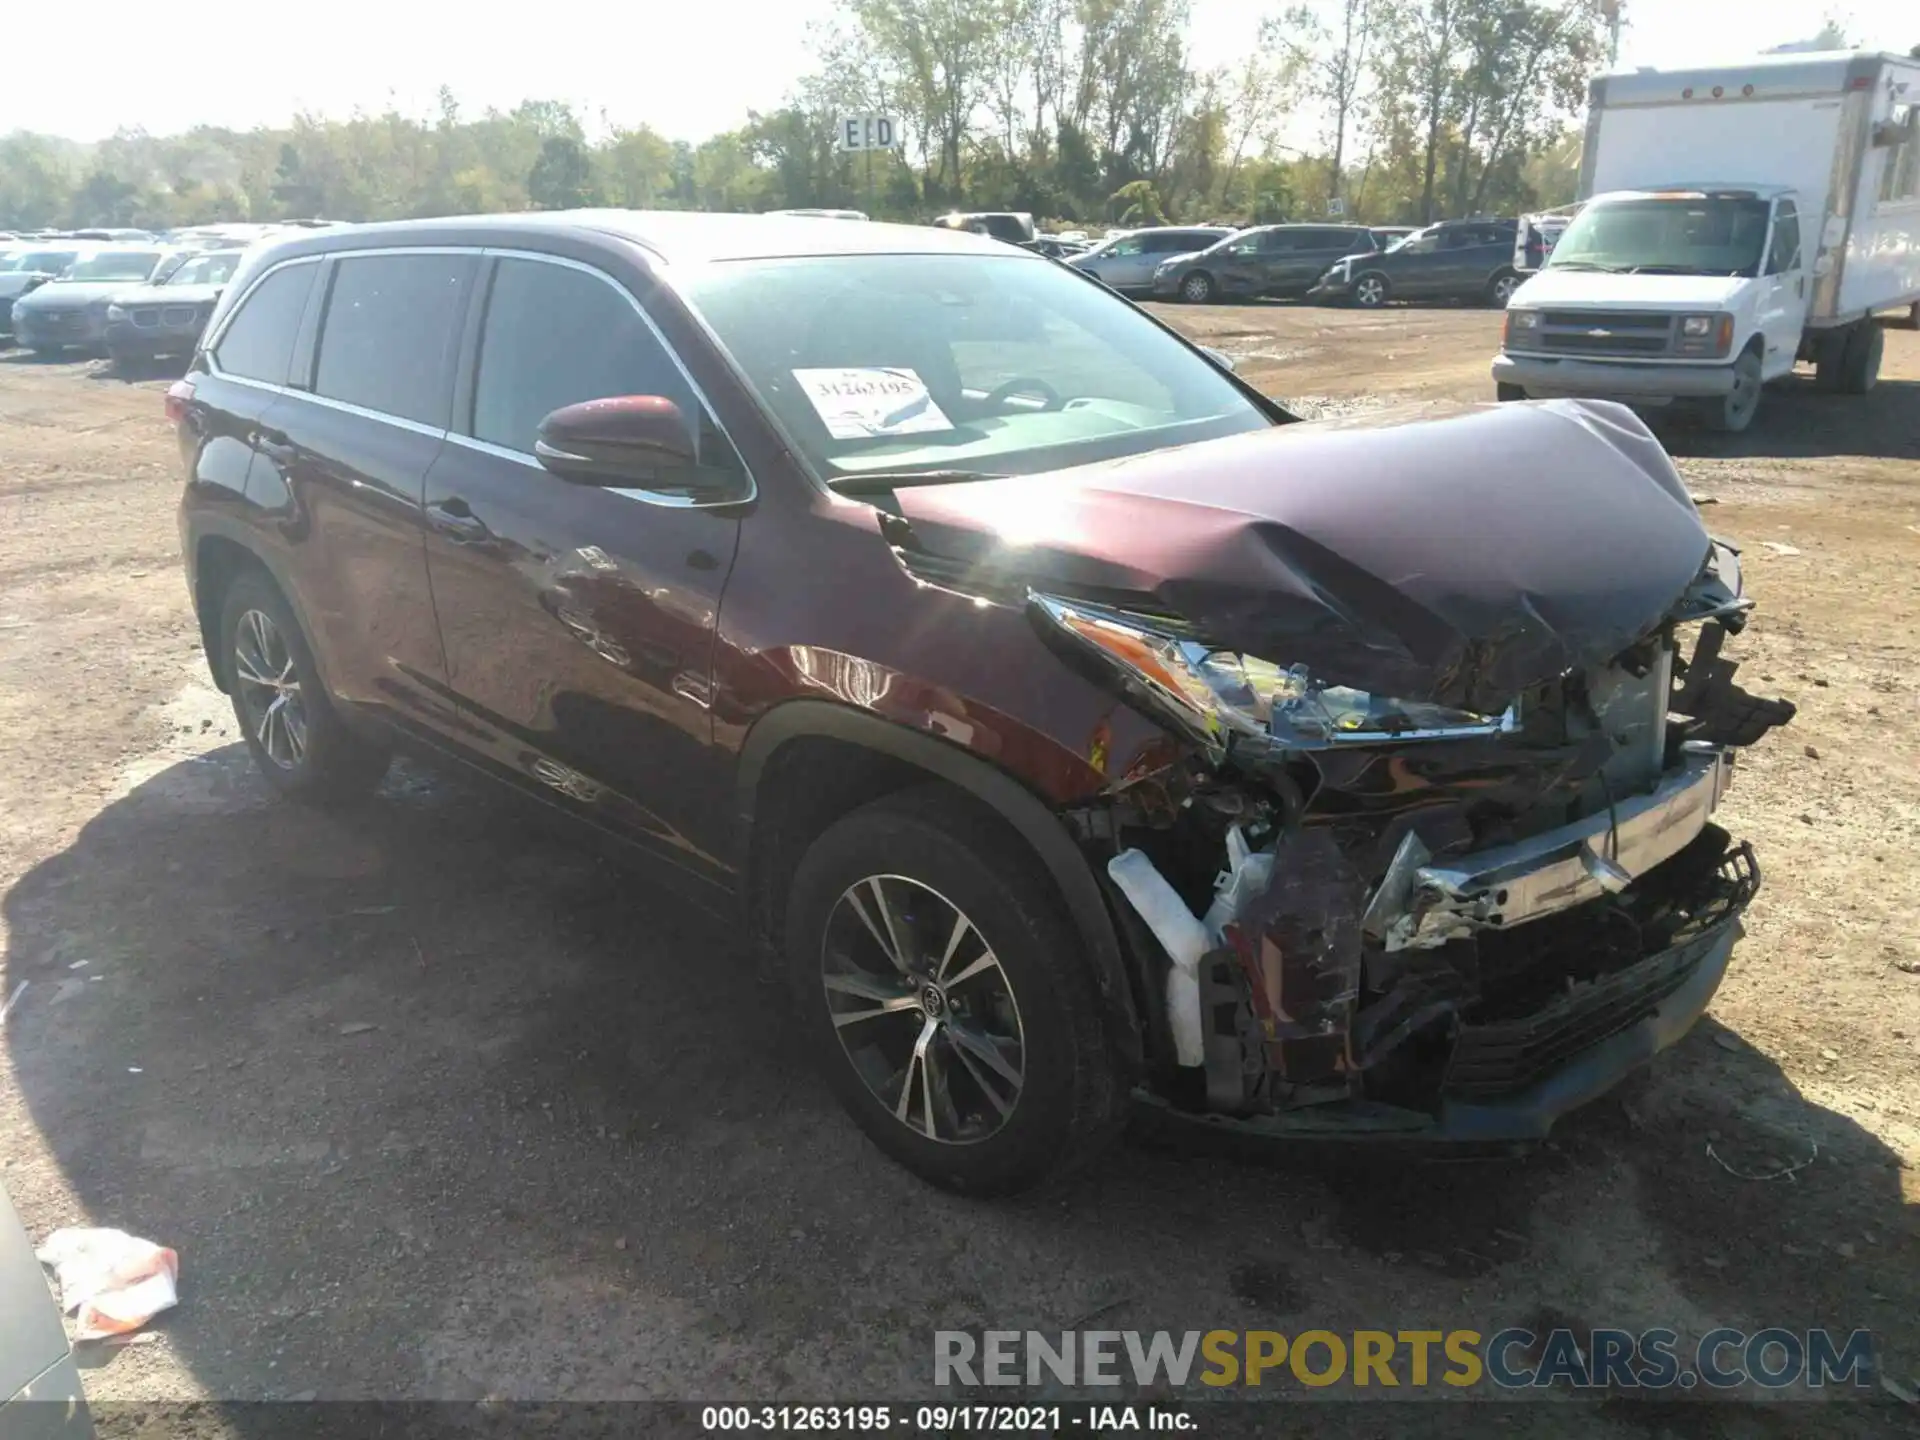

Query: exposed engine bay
left=1040, top=588, right=1790, bottom=1135
left=875, top=399, right=1798, bottom=1136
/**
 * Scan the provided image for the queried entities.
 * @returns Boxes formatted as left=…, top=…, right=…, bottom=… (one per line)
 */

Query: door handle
left=428, top=497, right=489, bottom=541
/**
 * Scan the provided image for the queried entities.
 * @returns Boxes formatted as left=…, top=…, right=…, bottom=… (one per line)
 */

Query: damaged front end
left=1034, top=545, right=1792, bottom=1140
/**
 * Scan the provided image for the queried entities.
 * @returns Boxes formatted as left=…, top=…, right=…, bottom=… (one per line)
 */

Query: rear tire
left=1837, top=322, right=1883, bottom=394
left=1178, top=271, right=1216, bottom=304
left=1486, top=270, right=1521, bottom=308
left=783, top=786, right=1127, bottom=1195
left=219, top=572, right=390, bottom=803
left=1352, top=272, right=1390, bottom=308
left=1702, top=349, right=1763, bottom=433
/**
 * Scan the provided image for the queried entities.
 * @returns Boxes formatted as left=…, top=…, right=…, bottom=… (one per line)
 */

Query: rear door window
left=469, top=256, right=726, bottom=465
left=313, top=252, right=475, bottom=428
left=213, top=262, right=318, bottom=385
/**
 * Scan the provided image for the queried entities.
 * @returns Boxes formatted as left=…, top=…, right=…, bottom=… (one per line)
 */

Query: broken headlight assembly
left=1031, top=595, right=1514, bottom=756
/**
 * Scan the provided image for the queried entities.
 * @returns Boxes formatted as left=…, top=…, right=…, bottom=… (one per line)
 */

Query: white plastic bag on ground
left=35, top=1226, right=179, bottom=1340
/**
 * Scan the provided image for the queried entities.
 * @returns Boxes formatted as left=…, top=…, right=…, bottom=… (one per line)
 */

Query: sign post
left=836, top=115, right=900, bottom=215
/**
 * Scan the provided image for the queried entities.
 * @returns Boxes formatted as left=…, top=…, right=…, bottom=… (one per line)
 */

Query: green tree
left=527, top=136, right=596, bottom=209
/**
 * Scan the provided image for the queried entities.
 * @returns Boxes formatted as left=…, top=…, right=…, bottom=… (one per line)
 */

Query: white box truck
left=1494, top=49, right=1920, bottom=431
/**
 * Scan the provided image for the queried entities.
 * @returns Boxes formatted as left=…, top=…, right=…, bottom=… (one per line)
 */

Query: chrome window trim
left=467, top=247, right=756, bottom=509
left=297, top=388, right=449, bottom=440
left=201, top=253, right=322, bottom=381
left=205, top=241, right=757, bottom=508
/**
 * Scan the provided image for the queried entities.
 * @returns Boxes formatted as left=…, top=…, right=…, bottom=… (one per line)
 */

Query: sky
left=1, top=0, right=1912, bottom=144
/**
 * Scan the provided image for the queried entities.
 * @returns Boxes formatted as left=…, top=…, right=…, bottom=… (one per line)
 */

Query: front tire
left=1496, top=383, right=1526, bottom=402
left=1486, top=271, right=1520, bottom=308
left=1702, top=349, right=1763, bottom=433
left=219, top=572, right=390, bottom=803
left=783, top=787, right=1126, bottom=1195
left=1352, top=272, right=1390, bottom=308
left=1178, top=271, right=1216, bottom=304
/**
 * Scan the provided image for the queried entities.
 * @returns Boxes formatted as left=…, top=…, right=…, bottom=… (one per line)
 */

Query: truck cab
left=1495, top=186, right=1819, bottom=431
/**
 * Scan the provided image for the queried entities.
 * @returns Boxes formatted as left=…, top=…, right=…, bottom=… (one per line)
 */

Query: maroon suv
left=172, top=212, right=1793, bottom=1194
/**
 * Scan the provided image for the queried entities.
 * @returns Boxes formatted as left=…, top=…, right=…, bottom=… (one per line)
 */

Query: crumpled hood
left=886, top=399, right=1711, bottom=714
left=1510, top=269, right=1751, bottom=311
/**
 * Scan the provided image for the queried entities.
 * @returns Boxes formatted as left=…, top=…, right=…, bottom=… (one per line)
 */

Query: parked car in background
left=1069, top=226, right=1235, bottom=294
left=0, top=1183, right=93, bottom=1436
left=1372, top=225, right=1418, bottom=249
left=69, top=227, right=153, bottom=242
left=1152, top=224, right=1391, bottom=302
left=1026, top=236, right=1090, bottom=260
left=0, top=247, right=87, bottom=340
left=105, top=247, right=245, bottom=365
left=1308, top=218, right=1522, bottom=308
left=764, top=208, right=870, bottom=221
left=932, top=211, right=1036, bottom=245
left=11, top=245, right=171, bottom=354
left=172, top=211, right=1790, bottom=1194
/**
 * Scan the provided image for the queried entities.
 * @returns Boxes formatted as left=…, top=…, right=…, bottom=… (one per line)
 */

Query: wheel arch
left=735, top=699, right=1145, bottom=1069
left=189, top=528, right=323, bottom=695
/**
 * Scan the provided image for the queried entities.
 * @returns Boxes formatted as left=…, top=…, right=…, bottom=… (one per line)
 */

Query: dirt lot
left=1, top=303, right=1916, bottom=1431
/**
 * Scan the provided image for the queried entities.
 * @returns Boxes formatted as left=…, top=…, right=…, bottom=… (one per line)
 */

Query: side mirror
left=536, top=395, right=708, bottom=489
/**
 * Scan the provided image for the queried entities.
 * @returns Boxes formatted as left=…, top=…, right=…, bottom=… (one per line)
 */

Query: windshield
left=60, top=250, right=162, bottom=282
left=679, top=253, right=1270, bottom=480
left=14, top=251, right=78, bottom=275
left=1547, top=196, right=1770, bottom=277
left=165, top=251, right=242, bottom=287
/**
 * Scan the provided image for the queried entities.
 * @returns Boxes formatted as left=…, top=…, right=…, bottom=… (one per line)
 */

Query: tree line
left=2, top=2, right=1624, bottom=233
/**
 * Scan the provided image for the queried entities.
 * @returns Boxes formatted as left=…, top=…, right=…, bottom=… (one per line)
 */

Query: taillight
left=165, top=379, right=194, bottom=425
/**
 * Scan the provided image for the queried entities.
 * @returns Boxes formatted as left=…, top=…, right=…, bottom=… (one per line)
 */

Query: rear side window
left=213, top=262, right=317, bottom=384
left=314, top=253, right=474, bottom=428
left=470, top=257, right=707, bottom=459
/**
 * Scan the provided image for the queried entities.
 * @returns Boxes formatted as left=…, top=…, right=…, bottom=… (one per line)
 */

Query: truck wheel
left=1703, top=350, right=1763, bottom=433
left=1486, top=271, right=1521, bottom=308
left=1837, top=322, right=1883, bottom=394
left=1353, top=272, right=1390, bottom=308
left=1496, top=383, right=1526, bottom=402
left=783, top=786, right=1127, bottom=1196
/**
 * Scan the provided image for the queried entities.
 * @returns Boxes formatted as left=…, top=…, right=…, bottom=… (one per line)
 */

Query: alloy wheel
left=232, top=608, right=309, bottom=770
left=1491, top=274, right=1519, bottom=306
left=1355, top=275, right=1387, bottom=307
left=820, top=874, right=1025, bottom=1145
left=1180, top=274, right=1213, bottom=303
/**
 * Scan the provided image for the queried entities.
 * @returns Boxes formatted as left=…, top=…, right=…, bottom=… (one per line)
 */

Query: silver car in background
left=1069, top=226, right=1235, bottom=295
left=0, top=1185, right=92, bottom=1438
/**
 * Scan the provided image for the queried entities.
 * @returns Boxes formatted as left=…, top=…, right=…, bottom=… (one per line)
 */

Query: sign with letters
left=837, top=115, right=901, bottom=153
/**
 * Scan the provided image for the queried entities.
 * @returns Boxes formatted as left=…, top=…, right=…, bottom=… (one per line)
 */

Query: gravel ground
left=0, top=306, right=1916, bottom=1434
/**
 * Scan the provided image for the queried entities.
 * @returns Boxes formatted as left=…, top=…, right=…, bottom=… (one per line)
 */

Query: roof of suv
left=243, top=209, right=1024, bottom=267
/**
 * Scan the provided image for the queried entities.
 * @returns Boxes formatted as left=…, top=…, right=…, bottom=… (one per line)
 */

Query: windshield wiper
left=1627, top=264, right=1709, bottom=276
left=824, top=469, right=1005, bottom=498
left=1548, top=260, right=1629, bottom=272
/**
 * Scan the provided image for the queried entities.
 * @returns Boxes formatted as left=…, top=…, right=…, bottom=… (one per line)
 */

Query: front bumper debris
left=1136, top=840, right=1758, bottom=1142
left=1365, top=743, right=1731, bottom=951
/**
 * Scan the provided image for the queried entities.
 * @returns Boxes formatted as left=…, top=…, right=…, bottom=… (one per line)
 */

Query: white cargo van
left=1495, top=50, right=1920, bottom=431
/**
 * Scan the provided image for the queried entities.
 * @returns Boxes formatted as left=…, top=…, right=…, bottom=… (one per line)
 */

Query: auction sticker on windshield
left=794, top=367, right=954, bottom=439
